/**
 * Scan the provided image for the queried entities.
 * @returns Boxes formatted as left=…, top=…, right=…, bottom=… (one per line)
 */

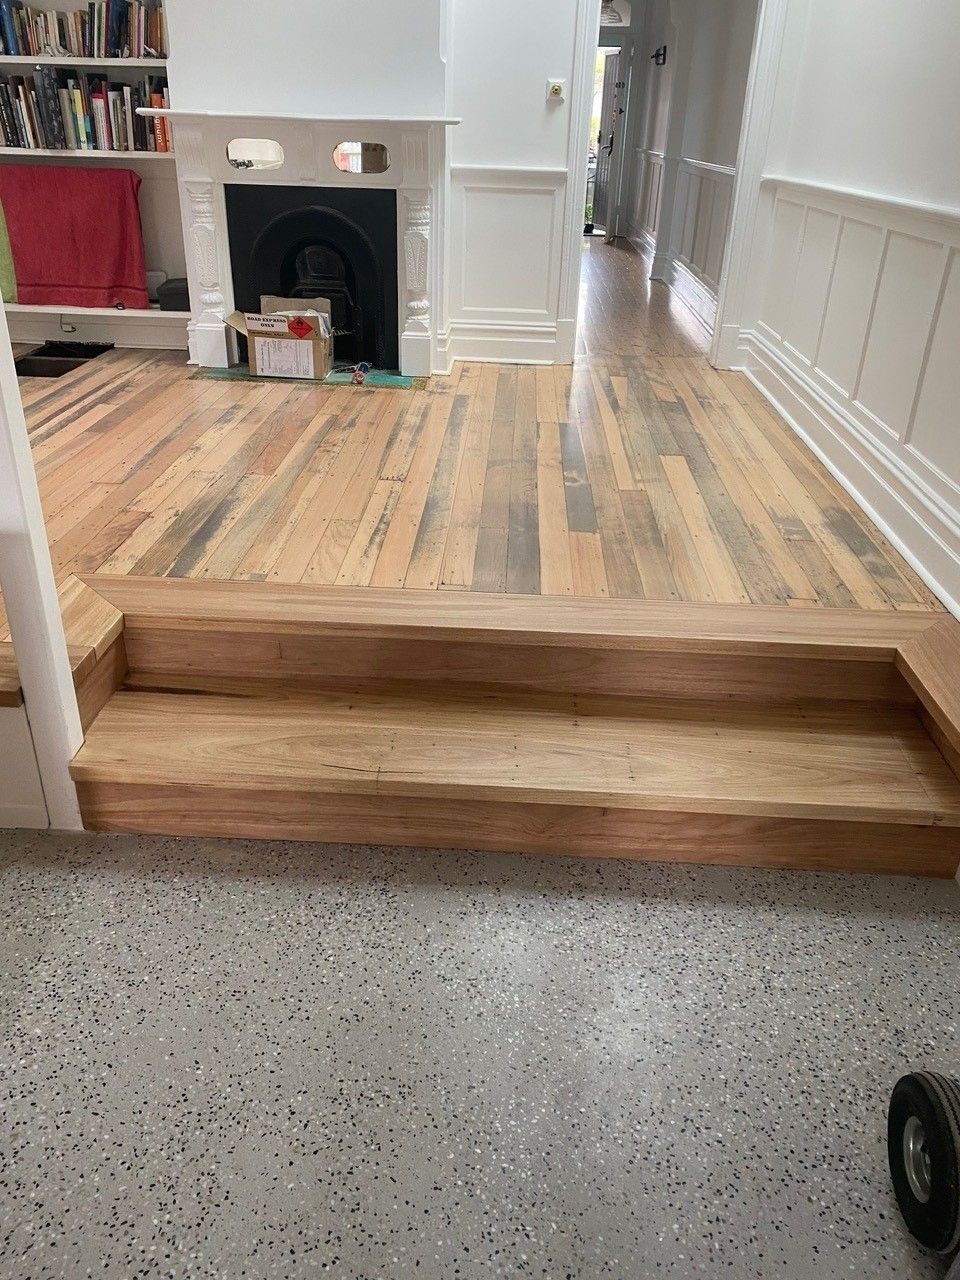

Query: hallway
left=2, top=238, right=940, bottom=639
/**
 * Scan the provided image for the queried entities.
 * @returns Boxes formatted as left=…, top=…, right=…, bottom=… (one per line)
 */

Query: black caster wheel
left=888, top=1071, right=960, bottom=1257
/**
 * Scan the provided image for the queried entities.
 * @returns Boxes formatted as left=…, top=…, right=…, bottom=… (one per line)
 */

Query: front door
left=592, top=50, right=624, bottom=238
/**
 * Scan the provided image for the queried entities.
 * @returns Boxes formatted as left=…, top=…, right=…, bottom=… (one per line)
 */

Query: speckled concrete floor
left=0, top=830, right=958, bottom=1279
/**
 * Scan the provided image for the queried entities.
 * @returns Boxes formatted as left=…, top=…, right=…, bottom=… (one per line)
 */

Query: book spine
left=107, top=87, right=123, bottom=149
left=0, top=3, right=17, bottom=58
left=38, top=65, right=66, bottom=149
left=69, top=84, right=88, bottom=149
left=11, top=93, right=28, bottom=148
left=0, top=84, right=15, bottom=145
left=0, top=84, right=17, bottom=146
left=28, top=85, right=47, bottom=148
left=91, top=90, right=108, bottom=150
left=149, top=88, right=164, bottom=151
left=58, top=86, right=77, bottom=149
left=161, top=84, right=171, bottom=151
left=122, top=82, right=136, bottom=150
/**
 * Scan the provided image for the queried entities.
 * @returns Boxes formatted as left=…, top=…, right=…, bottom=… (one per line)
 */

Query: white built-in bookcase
left=0, top=1, right=188, bottom=348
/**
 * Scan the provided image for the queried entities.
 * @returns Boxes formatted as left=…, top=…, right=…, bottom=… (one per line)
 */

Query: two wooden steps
left=62, top=577, right=960, bottom=877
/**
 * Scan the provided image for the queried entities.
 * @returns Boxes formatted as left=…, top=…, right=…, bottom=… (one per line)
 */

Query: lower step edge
left=74, top=782, right=960, bottom=878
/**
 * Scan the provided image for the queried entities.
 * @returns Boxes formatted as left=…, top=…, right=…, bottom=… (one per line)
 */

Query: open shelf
left=0, top=55, right=166, bottom=69
left=0, top=146, right=173, bottom=160
left=6, top=302, right=188, bottom=320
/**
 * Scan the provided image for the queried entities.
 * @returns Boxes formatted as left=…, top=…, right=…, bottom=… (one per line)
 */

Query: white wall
left=0, top=705, right=47, bottom=829
left=730, top=0, right=960, bottom=617
left=638, top=0, right=675, bottom=154
left=164, top=0, right=448, bottom=118
left=683, top=0, right=756, bottom=168
left=782, top=0, right=960, bottom=207
left=445, top=0, right=597, bottom=363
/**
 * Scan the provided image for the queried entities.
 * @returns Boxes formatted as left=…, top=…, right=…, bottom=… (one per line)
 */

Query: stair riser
left=120, top=625, right=912, bottom=704
left=74, top=782, right=960, bottom=878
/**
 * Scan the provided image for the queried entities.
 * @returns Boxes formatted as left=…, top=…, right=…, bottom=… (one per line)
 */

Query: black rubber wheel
left=888, top=1071, right=960, bottom=1253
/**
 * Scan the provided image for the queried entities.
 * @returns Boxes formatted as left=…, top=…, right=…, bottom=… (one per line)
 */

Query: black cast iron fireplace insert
left=225, top=184, right=399, bottom=370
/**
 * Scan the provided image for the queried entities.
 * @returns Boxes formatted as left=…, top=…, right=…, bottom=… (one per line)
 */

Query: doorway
left=584, top=46, right=627, bottom=240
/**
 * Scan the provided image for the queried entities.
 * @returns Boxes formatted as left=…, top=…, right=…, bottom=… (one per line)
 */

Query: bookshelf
left=4, top=300, right=191, bottom=350
left=0, top=4, right=187, bottom=350
left=0, top=55, right=166, bottom=68
left=0, top=143, right=172, bottom=157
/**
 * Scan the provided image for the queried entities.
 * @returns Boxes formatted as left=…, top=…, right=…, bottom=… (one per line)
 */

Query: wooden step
left=71, top=685, right=960, bottom=876
left=81, top=575, right=937, bottom=704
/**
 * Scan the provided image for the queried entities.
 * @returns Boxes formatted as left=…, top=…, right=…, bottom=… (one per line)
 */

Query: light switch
left=547, top=79, right=566, bottom=102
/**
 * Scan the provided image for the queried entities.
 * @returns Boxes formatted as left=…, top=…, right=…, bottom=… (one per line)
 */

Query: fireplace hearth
left=225, top=185, right=399, bottom=370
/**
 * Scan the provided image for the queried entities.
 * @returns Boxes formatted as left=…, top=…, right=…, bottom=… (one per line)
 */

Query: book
left=35, top=65, right=66, bottom=148
left=90, top=86, right=109, bottom=149
left=58, top=86, right=77, bottom=148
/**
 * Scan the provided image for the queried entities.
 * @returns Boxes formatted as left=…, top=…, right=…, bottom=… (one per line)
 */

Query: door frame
left=709, top=0, right=793, bottom=367
left=556, top=0, right=604, bottom=361
left=563, top=0, right=795, bottom=368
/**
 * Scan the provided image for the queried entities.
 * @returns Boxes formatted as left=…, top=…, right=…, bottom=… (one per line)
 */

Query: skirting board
left=627, top=227, right=656, bottom=259
left=0, top=803, right=48, bottom=830
left=439, top=319, right=567, bottom=367
left=623, top=238, right=717, bottom=336
left=739, top=328, right=960, bottom=621
left=666, top=259, right=717, bottom=334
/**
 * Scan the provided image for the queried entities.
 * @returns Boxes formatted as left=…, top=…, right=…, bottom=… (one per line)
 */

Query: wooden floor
left=1, top=239, right=942, bottom=640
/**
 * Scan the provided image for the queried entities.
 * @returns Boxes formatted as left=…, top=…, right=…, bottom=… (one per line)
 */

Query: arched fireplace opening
left=225, top=185, right=399, bottom=371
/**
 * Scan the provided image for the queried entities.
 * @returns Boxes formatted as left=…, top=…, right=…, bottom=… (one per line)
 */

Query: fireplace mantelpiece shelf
left=140, top=108, right=461, bottom=376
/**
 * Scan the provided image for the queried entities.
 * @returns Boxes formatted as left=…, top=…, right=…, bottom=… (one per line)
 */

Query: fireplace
left=152, top=110, right=458, bottom=377
left=225, top=185, right=399, bottom=370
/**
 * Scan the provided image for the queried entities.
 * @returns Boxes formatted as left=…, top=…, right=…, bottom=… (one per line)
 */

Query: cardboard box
left=225, top=296, right=333, bottom=381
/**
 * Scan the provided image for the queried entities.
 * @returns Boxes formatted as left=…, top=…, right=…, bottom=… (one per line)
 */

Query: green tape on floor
left=191, top=365, right=422, bottom=389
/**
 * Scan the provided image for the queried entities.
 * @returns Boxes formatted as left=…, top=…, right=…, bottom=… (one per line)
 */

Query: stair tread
left=70, top=688, right=960, bottom=827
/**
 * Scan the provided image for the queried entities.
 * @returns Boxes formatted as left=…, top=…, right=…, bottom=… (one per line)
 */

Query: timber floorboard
left=0, top=239, right=943, bottom=641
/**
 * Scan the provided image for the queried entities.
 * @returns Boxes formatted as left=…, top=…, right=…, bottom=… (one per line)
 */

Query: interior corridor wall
left=736, top=0, right=960, bottom=616
left=164, top=0, right=447, bottom=117
left=626, top=0, right=757, bottom=322
left=445, top=0, right=593, bottom=364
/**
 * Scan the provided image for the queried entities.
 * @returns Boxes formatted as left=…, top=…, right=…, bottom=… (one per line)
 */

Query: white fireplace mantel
left=142, top=109, right=460, bottom=376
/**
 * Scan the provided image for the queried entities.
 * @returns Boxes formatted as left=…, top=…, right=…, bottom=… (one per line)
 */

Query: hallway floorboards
left=1, top=238, right=941, bottom=643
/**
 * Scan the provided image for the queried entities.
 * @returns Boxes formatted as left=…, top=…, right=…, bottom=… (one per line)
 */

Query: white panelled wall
left=444, top=0, right=600, bottom=365
left=725, top=0, right=960, bottom=617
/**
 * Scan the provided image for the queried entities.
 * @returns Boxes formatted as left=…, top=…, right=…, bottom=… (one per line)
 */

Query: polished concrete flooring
left=1, top=829, right=958, bottom=1279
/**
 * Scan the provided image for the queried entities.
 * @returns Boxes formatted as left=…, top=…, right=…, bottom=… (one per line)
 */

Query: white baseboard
left=444, top=319, right=562, bottom=365
left=741, top=328, right=960, bottom=619
left=667, top=260, right=717, bottom=333
left=0, top=803, right=48, bottom=830
left=626, top=226, right=656, bottom=259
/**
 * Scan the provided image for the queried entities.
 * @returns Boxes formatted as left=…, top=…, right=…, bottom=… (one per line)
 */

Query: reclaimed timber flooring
left=0, top=239, right=942, bottom=641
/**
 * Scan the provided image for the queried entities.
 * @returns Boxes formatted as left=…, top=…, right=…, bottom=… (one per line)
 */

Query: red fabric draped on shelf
left=0, top=164, right=149, bottom=309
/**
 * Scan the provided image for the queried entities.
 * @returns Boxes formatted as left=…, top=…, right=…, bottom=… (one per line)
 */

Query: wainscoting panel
left=676, top=160, right=735, bottom=294
left=744, top=177, right=960, bottom=616
left=626, top=148, right=664, bottom=252
left=816, top=217, right=885, bottom=395
left=856, top=232, right=947, bottom=436
left=446, top=164, right=567, bottom=364
left=910, top=249, right=960, bottom=478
